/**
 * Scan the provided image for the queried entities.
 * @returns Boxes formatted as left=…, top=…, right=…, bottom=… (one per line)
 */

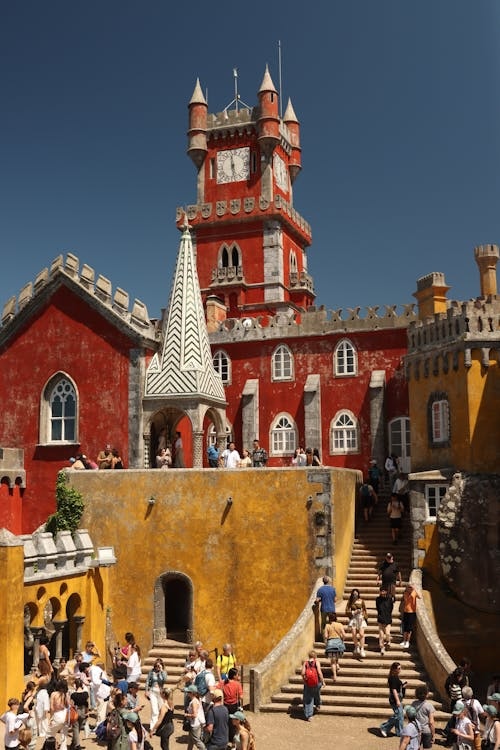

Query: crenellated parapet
left=21, top=527, right=97, bottom=582
left=1, top=253, right=158, bottom=344
left=208, top=302, right=416, bottom=343
left=405, top=297, right=500, bottom=379
left=177, top=191, right=312, bottom=244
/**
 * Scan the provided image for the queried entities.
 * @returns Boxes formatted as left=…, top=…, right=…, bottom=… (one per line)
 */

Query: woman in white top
left=450, top=700, right=475, bottom=748
left=123, top=712, right=144, bottom=750
left=184, top=685, right=205, bottom=750
left=127, top=644, right=142, bottom=683
left=482, top=704, right=499, bottom=750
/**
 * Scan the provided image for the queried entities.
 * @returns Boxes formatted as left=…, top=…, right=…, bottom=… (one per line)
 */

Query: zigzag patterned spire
left=144, top=224, right=226, bottom=403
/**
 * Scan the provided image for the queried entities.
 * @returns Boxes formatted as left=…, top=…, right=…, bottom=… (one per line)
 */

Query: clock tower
left=179, top=67, right=315, bottom=320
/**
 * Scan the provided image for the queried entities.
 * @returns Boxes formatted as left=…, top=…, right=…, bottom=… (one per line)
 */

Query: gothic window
left=290, top=250, right=298, bottom=274
left=428, top=393, right=450, bottom=446
left=330, top=410, right=359, bottom=454
left=270, top=414, right=297, bottom=455
left=272, top=344, right=294, bottom=381
left=334, top=339, right=357, bottom=377
left=207, top=423, right=232, bottom=448
left=40, top=373, right=78, bottom=444
left=218, top=243, right=241, bottom=269
left=425, top=484, right=447, bottom=520
left=212, top=350, right=231, bottom=385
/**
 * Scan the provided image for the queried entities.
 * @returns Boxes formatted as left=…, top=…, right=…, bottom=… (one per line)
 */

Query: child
left=1, top=698, right=30, bottom=748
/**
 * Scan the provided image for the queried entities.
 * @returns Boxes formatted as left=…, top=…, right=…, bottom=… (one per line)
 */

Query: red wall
left=0, top=286, right=144, bottom=533
left=214, top=327, right=408, bottom=476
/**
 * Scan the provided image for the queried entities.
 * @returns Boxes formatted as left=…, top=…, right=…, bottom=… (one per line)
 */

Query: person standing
left=222, top=442, right=240, bottom=469
left=398, top=705, right=422, bottom=750
left=377, top=552, right=403, bottom=599
left=376, top=587, right=394, bottom=656
left=204, top=690, right=229, bottom=750
left=145, top=658, right=168, bottom=730
left=368, top=459, right=381, bottom=494
left=379, top=661, right=406, bottom=738
left=450, top=700, right=475, bottom=748
left=3, top=698, right=30, bottom=750
left=207, top=444, right=219, bottom=468
left=411, top=684, right=436, bottom=749
left=183, top=684, right=205, bottom=750
left=315, top=576, right=337, bottom=630
left=301, top=650, right=324, bottom=722
left=251, top=439, right=268, bottom=467
left=173, top=432, right=185, bottom=468
left=360, top=479, right=377, bottom=522
left=149, top=688, right=174, bottom=750
left=401, top=583, right=421, bottom=649
left=323, top=614, right=346, bottom=683
left=216, top=644, right=237, bottom=682
left=385, top=454, right=399, bottom=490
left=393, top=472, right=410, bottom=513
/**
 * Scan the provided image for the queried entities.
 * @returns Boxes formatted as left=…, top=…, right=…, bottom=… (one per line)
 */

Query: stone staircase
left=259, top=495, right=448, bottom=720
left=139, top=640, right=191, bottom=692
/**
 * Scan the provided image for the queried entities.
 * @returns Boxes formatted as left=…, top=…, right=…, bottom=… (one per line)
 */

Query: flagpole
left=278, top=40, right=283, bottom=119
left=233, top=67, right=238, bottom=114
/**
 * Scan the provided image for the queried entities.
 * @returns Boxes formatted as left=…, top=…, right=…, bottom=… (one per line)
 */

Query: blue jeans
left=380, top=702, right=403, bottom=736
left=303, top=684, right=321, bottom=719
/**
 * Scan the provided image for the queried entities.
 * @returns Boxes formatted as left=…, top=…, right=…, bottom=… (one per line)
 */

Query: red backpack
left=304, top=660, right=319, bottom=687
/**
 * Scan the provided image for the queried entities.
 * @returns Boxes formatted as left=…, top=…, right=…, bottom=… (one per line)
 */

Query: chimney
left=413, top=272, right=450, bottom=321
left=474, top=244, right=499, bottom=297
left=206, top=296, right=227, bottom=333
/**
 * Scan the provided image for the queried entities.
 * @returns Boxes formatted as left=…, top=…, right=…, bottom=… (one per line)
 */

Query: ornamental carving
left=230, top=199, right=241, bottom=215
left=259, top=196, right=270, bottom=211
left=244, top=197, right=254, bottom=213
left=216, top=201, right=227, bottom=217
left=201, top=203, right=212, bottom=218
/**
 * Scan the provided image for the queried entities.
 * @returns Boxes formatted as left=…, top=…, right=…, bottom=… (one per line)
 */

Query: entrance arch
left=153, top=572, right=193, bottom=645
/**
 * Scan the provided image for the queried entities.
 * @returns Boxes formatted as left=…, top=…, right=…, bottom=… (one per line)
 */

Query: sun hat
left=229, top=710, right=246, bottom=721
left=483, top=704, right=498, bottom=717
left=404, top=706, right=417, bottom=720
left=122, top=712, right=138, bottom=723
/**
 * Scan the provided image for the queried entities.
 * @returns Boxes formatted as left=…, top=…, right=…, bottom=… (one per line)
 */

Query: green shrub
left=46, top=471, right=85, bottom=536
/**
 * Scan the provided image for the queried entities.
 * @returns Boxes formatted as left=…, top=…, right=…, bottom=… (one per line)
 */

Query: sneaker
left=360, top=649, right=366, bottom=657
left=354, top=645, right=360, bottom=654
left=380, top=727, right=388, bottom=737
left=380, top=648, right=385, bottom=656
left=403, top=641, right=409, bottom=649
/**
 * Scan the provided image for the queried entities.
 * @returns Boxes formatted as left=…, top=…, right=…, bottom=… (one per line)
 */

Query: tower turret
left=474, top=244, right=499, bottom=297
left=257, top=65, right=280, bottom=156
left=187, top=78, right=208, bottom=168
left=283, top=98, right=301, bottom=183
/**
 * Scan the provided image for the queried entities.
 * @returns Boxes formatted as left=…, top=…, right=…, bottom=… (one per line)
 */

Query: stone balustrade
left=21, top=528, right=96, bottom=583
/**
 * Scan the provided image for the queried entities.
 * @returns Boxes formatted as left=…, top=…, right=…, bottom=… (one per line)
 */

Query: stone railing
left=1, top=253, right=155, bottom=339
left=250, top=577, right=321, bottom=711
left=408, top=298, right=500, bottom=353
left=209, top=303, right=416, bottom=343
left=21, top=528, right=96, bottom=583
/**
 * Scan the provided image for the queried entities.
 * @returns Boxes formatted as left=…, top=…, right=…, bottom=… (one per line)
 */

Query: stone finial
left=474, top=244, right=499, bottom=297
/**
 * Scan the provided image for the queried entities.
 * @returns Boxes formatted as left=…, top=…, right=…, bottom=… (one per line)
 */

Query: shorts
left=402, top=612, right=416, bottom=632
left=390, top=518, right=402, bottom=528
left=421, top=732, right=433, bottom=749
left=348, top=615, right=367, bottom=630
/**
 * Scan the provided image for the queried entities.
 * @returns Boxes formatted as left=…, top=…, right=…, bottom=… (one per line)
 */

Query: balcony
left=211, top=266, right=244, bottom=284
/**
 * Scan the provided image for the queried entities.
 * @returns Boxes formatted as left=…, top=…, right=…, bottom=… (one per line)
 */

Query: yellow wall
left=409, top=350, right=493, bottom=472
left=0, top=541, right=25, bottom=708
left=68, top=467, right=358, bottom=664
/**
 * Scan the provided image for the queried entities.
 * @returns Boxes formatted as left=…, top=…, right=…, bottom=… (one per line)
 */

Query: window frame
left=425, top=484, right=447, bottom=521
left=334, top=338, right=358, bottom=377
left=212, top=349, right=231, bottom=385
left=270, top=413, right=297, bottom=456
left=40, top=372, right=79, bottom=446
left=330, top=409, right=359, bottom=455
left=271, top=344, right=294, bottom=382
left=428, top=392, right=450, bottom=447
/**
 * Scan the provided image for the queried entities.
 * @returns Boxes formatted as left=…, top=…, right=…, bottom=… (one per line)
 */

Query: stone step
left=259, top=701, right=449, bottom=721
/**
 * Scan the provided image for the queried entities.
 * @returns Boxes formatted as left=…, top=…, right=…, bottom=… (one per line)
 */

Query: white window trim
left=271, top=344, right=294, bottom=382
left=431, top=399, right=449, bottom=444
left=425, top=484, right=447, bottom=521
left=334, top=338, right=358, bottom=377
left=39, top=372, right=79, bottom=446
left=212, top=349, right=231, bottom=385
left=270, top=413, right=297, bottom=456
left=330, top=409, right=360, bottom=455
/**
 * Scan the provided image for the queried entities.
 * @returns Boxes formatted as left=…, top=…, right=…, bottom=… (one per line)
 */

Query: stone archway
left=153, top=571, right=193, bottom=645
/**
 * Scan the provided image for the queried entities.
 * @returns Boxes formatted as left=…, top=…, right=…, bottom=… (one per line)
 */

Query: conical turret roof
left=144, top=223, right=225, bottom=404
left=258, top=64, right=277, bottom=94
left=189, top=78, right=207, bottom=106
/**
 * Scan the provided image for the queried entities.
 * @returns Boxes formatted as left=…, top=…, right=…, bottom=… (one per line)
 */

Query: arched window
left=289, top=249, right=298, bottom=274
left=270, top=414, right=297, bottom=455
left=212, top=350, right=231, bottom=385
left=272, top=344, right=294, bottom=381
left=334, top=339, right=357, bottom=377
left=218, top=243, right=241, bottom=268
left=330, top=410, right=359, bottom=454
left=41, top=374, right=78, bottom=444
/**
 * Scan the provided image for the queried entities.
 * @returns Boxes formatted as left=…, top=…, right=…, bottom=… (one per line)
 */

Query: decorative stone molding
left=22, top=528, right=100, bottom=583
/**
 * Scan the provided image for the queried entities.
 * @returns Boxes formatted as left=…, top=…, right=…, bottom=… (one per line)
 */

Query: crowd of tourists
left=1, top=635, right=253, bottom=750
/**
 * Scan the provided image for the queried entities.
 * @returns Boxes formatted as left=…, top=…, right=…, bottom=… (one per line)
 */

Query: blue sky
left=2, top=1, right=500, bottom=321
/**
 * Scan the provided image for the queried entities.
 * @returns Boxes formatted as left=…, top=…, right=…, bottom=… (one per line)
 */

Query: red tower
left=182, top=67, right=315, bottom=318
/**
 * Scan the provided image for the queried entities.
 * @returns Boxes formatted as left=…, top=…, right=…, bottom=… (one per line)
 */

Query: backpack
left=194, top=669, right=208, bottom=696
left=360, top=484, right=371, bottom=499
left=303, top=661, right=319, bottom=687
left=94, top=720, right=108, bottom=742
left=106, top=709, right=122, bottom=741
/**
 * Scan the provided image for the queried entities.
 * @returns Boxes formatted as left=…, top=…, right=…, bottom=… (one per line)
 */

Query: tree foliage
left=46, top=471, right=85, bottom=536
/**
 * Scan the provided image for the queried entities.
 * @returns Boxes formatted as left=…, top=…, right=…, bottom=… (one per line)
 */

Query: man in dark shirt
left=252, top=439, right=268, bottom=467
left=377, top=552, right=402, bottom=598
left=205, top=689, right=229, bottom=750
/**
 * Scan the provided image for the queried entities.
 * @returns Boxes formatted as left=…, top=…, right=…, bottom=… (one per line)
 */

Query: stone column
left=369, top=370, right=386, bottom=469
left=192, top=431, right=204, bottom=468
left=30, top=627, right=45, bottom=675
left=143, top=431, right=151, bottom=469
left=304, top=375, right=321, bottom=451
left=73, top=615, right=85, bottom=653
left=52, top=620, right=67, bottom=670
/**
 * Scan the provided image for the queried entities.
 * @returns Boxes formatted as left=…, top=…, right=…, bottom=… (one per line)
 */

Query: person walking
left=398, top=705, right=422, bottom=749
left=315, top=576, right=338, bottom=631
left=376, top=587, right=394, bottom=655
left=411, top=684, right=436, bottom=749
left=301, top=650, right=324, bottom=722
left=387, top=493, right=405, bottom=545
left=377, top=552, right=403, bottom=599
left=346, top=588, right=368, bottom=658
left=149, top=687, right=174, bottom=750
left=379, top=661, right=406, bottom=738
left=324, top=614, right=346, bottom=683
left=401, top=583, right=421, bottom=649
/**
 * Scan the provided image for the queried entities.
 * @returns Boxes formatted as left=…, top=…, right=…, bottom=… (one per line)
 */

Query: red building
left=0, top=68, right=414, bottom=534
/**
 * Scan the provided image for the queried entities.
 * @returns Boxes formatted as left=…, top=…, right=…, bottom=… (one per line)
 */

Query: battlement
left=177, top=192, right=312, bottom=243
left=21, top=527, right=97, bottom=583
left=408, top=297, right=500, bottom=353
left=209, top=302, right=417, bottom=343
left=1, top=253, right=158, bottom=343
left=207, top=107, right=257, bottom=131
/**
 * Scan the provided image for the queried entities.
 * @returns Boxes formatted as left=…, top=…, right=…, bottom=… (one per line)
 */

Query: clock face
left=216, top=148, right=250, bottom=184
left=274, top=154, right=288, bottom=192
